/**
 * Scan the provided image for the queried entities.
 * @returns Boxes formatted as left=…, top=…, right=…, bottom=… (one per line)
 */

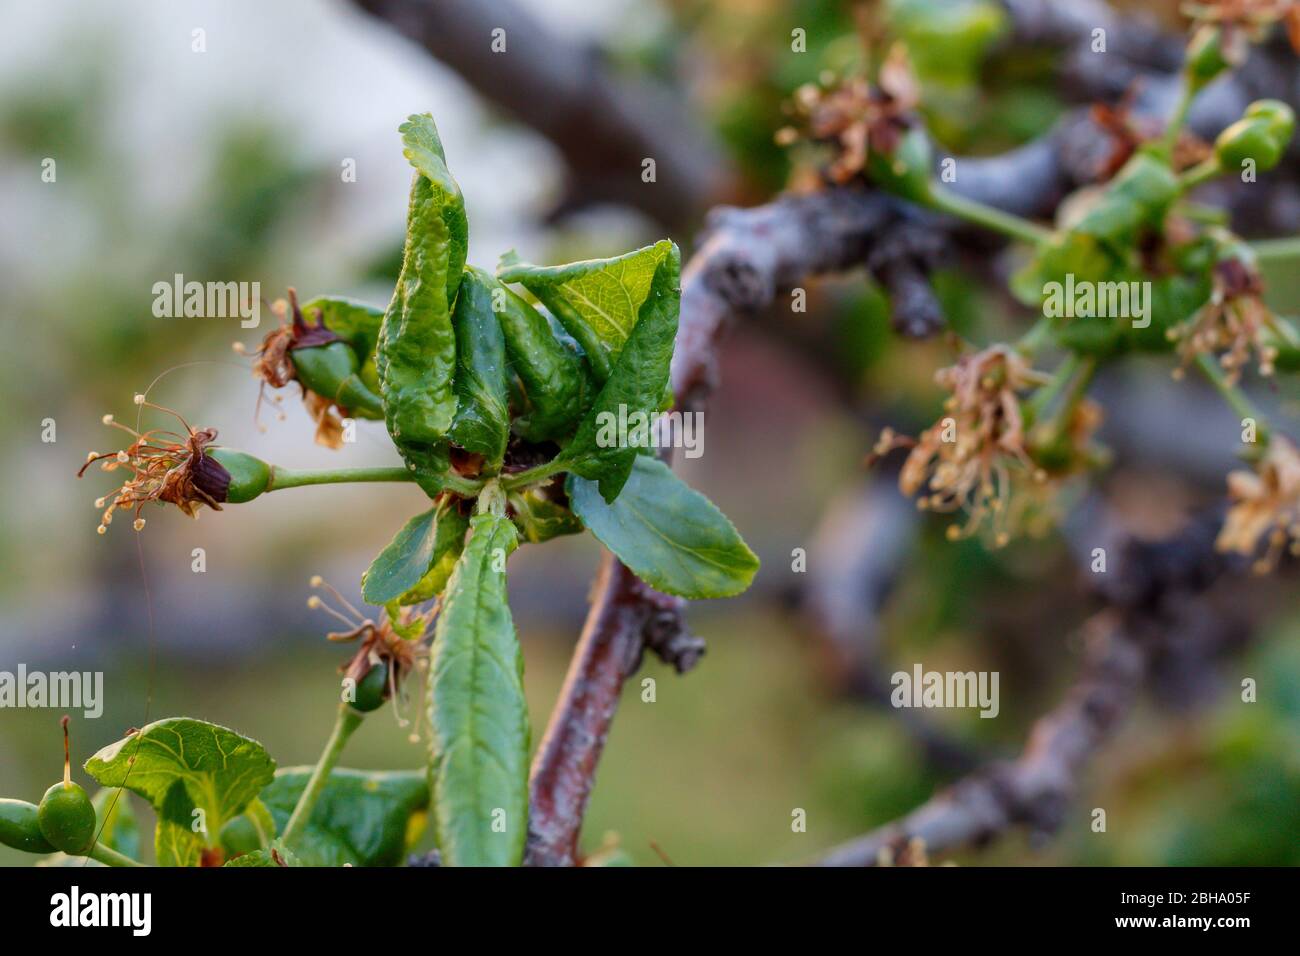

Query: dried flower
left=1217, top=436, right=1300, bottom=571
left=1090, top=87, right=1211, bottom=181
left=1183, top=0, right=1300, bottom=56
left=244, top=288, right=349, bottom=449
left=79, top=403, right=231, bottom=533
left=309, top=578, right=434, bottom=737
left=871, top=345, right=1098, bottom=545
left=1169, top=258, right=1281, bottom=384
left=778, top=43, right=920, bottom=184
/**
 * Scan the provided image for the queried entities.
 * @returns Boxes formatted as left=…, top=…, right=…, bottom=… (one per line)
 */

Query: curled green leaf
left=362, top=497, right=470, bottom=606
left=450, top=269, right=512, bottom=469
left=498, top=240, right=674, bottom=382
left=377, top=114, right=468, bottom=492
left=559, top=243, right=681, bottom=502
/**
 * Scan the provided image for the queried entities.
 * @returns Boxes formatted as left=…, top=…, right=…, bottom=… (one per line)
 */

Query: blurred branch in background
left=350, top=0, right=734, bottom=229
left=814, top=506, right=1256, bottom=866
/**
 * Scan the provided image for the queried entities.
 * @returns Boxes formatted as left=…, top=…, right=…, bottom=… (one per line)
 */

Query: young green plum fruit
left=350, top=661, right=389, bottom=714
left=37, top=717, right=97, bottom=855
left=0, top=799, right=57, bottom=854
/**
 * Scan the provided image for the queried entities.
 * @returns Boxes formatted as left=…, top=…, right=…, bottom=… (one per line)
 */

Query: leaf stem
left=1162, top=79, right=1194, bottom=154
left=86, top=843, right=145, bottom=867
left=500, top=459, right=568, bottom=491
left=1179, top=158, right=1222, bottom=192
left=1194, top=353, right=1270, bottom=446
left=1250, top=236, right=1300, bottom=263
left=925, top=188, right=1053, bottom=246
left=280, top=704, right=364, bottom=849
left=269, top=465, right=481, bottom=497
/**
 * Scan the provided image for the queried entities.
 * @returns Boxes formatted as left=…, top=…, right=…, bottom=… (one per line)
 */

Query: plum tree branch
left=813, top=508, right=1251, bottom=866
left=349, top=0, right=731, bottom=229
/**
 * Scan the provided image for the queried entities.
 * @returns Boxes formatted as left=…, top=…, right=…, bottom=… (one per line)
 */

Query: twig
left=812, top=508, right=1247, bottom=866
left=349, top=0, right=730, bottom=229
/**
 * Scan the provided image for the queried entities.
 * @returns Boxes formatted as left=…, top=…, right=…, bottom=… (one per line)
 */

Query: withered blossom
left=309, top=578, right=434, bottom=737
left=872, top=345, right=1098, bottom=545
left=243, top=288, right=348, bottom=449
left=1090, top=87, right=1211, bottom=181
left=1184, top=0, right=1300, bottom=57
left=776, top=43, right=920, bottom=184
left=1169, top=258, right=1283, bottom=384
left=1217, top=436, right=1300, bottom=571
left=78, top=403, right=231, bottom=534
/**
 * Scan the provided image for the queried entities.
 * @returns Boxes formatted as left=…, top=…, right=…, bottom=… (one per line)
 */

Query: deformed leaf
left=477, top=267, right=592, bottom=442
left=260, top=768, right=428, bottom=868
left=498, top=240, right=674, bottom=381
left=508, top=487, right=584, bottom=544
left=85, top=718, right=276, bottom=838
left=399, top=502, right=471, bottom=605
left=428, top=513, right=529, bottom=866
left=449, top=269, right=511, bottom=468
left=559, top=244, right=680, bottom=501
left=377, top=114, right=467, bottom=488
left=568, top=456, right=760, bottom=599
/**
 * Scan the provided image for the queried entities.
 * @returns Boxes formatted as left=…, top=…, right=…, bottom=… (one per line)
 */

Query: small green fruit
left=350, top=661, right=389, bottom=714
left=38, top=782, right=96, bottom=855
left=0, top=798, right=57, bottom=854
left=205, top=448, right=272, bottom=504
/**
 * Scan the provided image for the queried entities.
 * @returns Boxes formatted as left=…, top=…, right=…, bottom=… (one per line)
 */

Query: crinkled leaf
left=508, top=487, right=584, bottom=543
left=428, top=513, right=529, bottom=866
left=477, top=266, right=592, bottom=441
left=450, top=269, right=511, bottom=468
left=260, top=768, right=428, bottom=868
left=568, top=456, right=759, bottom=599
left=85, top=718, right=276, bottom=837
left=498, top=240, right=673, bottom=381
left=377, top=114, right=467, bottom=487
left=558, top=244, right=680, bottom=501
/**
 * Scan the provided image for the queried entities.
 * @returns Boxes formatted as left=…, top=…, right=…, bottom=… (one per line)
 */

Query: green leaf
left=498, top=240, right=674, bottom=381
left=223, top=841, right=300, bottom=867
left=90, top=788, right=139, bottom=860
left=449, top=269, right=511, bottom=468
left=428, top=512, right=529, bottom=866
left=558, top=244, right=680, bottom=502
left=399, top=502, right=471, bottom=605
left=477, top=266, right=592, bottom=442
left=363, top=502, right=448, bottom=605
left=568, top=456, right=760, bottom=599
left=508, top=487, right=584, bottom=544
left=155, top=783, right=205, bottom=866
left=377, top=114, right=467, bottom=488
left=260, top=768, right=428, bottom=867
left=85, top=718, right=276, bottom=839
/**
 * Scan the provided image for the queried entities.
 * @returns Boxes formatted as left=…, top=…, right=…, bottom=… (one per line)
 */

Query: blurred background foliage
left=0, top=0, right=1296, bottom=866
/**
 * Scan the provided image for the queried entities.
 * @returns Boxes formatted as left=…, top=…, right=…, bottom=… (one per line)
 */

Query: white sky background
left=0, top=0, right=669, bottom=638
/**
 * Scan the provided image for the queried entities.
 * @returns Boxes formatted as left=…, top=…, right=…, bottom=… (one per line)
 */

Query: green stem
left=500, top=459, right=568, bottom=491
left=1179, top=158, right=1222, bottom=192
left=1016, top=315, right=1056, bottom=356
left=1194, top=353, right=1271, bottom=446
left=1250, top=236, right=1300, bottom=263
left=269, top=465, right=481, bottom=497
left=280, top=704, right=364, bottom=849
left=926, top=187, right=1054, bottom=246
left=1162, top=79, right=1194, bottom=154
left=1026, top=354, right=1083, bottom=422
left=86, top=842, right=145, bottom=867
